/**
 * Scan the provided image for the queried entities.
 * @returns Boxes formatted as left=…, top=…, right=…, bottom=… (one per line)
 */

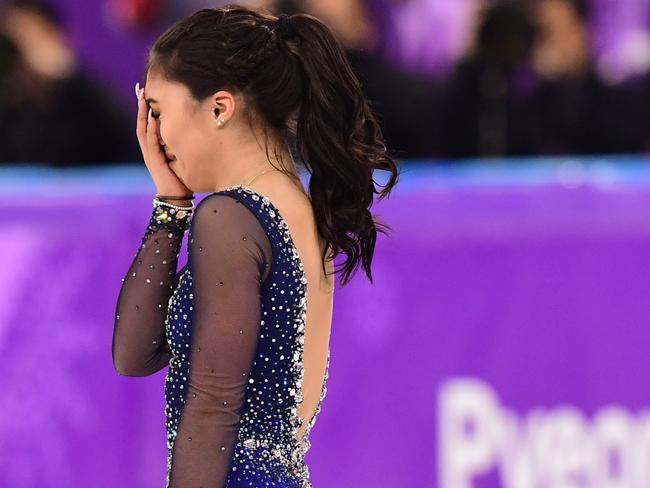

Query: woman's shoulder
left=248, top=176, right=312, bottom=223
left=201, top=175, right=304, bottom=209
left=193, top=175, right=315, bottom=250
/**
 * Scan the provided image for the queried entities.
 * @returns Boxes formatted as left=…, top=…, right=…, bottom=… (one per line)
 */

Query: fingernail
left=135, top=82, right=140, bottom=100
left=148, top=107, right=152, bottom=121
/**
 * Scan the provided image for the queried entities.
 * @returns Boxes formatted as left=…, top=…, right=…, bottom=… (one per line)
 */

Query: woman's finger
left=146, top=112, right=165, bottom=166
left=136, top=97, right=149, bottom=157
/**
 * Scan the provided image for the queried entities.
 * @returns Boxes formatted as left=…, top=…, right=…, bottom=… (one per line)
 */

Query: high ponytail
left=147, top=4, right=400, bottom=286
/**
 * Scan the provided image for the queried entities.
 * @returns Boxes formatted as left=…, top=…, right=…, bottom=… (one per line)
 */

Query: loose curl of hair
left=145, top=4, right=400, bottom=286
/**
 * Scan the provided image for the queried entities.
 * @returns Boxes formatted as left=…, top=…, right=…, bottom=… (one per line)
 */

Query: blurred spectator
left=0, top=32, right=20, bottom=104
left=105, top=0, right=167, bottom=30
left=533, top=0, right=590, bottom=80
left=0, top=0, right=137, bottom=165
left=440, top=0, right=541, bottom=158
left=531, top=0, right=649, bottom=155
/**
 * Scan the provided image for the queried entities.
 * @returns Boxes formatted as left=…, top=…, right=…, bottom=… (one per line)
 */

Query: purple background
left=1, top=158, right=650, bottom=487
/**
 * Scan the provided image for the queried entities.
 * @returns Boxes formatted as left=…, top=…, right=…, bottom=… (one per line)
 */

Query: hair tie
left=273, top=13, right=297, bottom=41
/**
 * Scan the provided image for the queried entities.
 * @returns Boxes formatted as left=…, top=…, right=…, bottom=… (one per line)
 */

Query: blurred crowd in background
left=2, top=0, right=650, bottom=166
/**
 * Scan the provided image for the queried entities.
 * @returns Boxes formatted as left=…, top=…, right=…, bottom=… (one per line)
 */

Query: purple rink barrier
left=1, top=157, right=650, bottom=487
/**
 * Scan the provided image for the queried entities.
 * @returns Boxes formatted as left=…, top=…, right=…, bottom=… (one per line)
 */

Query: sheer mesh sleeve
left=168, top=193, right=272, bottom=486
left=112, top=201, right=193, bottom=377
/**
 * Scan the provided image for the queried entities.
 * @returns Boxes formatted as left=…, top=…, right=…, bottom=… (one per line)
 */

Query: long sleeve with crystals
left=112, top=200, right=194, bottom=377
left=168, top=193, right=272, bottom=487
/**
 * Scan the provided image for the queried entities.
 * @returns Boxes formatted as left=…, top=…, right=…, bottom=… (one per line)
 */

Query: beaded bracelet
left=153, top=197, right=194, bottom=224
left=153, top=197, right=194, bottom=210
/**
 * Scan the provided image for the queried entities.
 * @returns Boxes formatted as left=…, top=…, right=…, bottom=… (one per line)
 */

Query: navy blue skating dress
left=113, top=185, right=330, bottom=487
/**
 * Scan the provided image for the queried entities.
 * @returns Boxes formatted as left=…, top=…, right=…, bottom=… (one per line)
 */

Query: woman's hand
left=135, top=82, right=193, bottom=200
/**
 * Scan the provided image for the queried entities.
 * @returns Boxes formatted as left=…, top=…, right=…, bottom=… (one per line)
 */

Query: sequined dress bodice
left=159, top=186, right=329, bottom=488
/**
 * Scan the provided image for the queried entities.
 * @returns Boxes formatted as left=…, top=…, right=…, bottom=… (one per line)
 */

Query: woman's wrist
left=141, top=199, right=192, bottom=245
left=152, top=197, right=194, bottom=223
left=155, top=193, right=195, bottom=206
left=159, top=198, right=193, bottom=207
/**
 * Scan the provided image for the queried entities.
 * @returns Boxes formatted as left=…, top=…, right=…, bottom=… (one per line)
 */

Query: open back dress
left=112, top=185, right=330, bottom=487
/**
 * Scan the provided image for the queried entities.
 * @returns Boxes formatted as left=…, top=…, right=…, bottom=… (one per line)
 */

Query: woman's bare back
left=248, top=174, right=335, bottom=443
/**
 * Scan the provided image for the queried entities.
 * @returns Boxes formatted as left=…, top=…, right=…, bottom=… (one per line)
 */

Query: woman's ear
left=211, top=90, right=236, bottom=124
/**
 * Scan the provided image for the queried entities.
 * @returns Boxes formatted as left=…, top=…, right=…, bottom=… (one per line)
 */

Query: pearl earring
left=213, top=107, right=226, bottom=126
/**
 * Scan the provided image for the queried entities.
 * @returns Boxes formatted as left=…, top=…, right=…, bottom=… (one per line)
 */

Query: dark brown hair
left=145, top=4, right=399, bottom=286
